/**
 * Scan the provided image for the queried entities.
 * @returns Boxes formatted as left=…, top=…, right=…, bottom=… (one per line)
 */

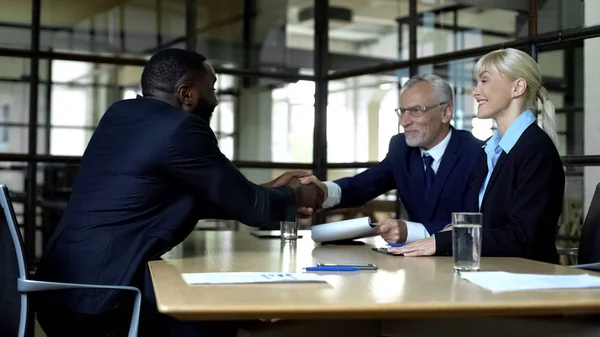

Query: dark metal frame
left=24, top=0, right=41, bottom=262
left=0, top=0, right=599, bottom=266
left=312, top=0, right=329, bottom=225
left=327, top=25, right=600, bottom=80
left=529, top=0, right=539, bottom=60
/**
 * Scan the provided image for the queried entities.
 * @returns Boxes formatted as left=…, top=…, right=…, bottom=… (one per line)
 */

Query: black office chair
left=557, top=183, right=600, bottom=265
left=0, top=184, right=141, bottom=337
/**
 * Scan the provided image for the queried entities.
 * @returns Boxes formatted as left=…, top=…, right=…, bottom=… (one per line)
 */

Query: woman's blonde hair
left=473, top=48, right=558, bottom=146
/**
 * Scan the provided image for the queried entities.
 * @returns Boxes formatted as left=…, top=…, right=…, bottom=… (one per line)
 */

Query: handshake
left=263, top=171, right=327, bottom=218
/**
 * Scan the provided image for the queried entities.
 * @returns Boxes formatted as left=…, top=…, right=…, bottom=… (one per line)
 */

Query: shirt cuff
left=432, top=224, right=452, bottom=255
left=433, top=230, right=453, bottom=256
left=404, top=221, right=431, bottom=243
left=322, top=181, right=341, bottom=209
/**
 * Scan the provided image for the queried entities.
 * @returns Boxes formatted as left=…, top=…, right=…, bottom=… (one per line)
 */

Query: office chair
left=0, top=184, right=141, bottom=337
left=557, top=182, right=600, bottom=265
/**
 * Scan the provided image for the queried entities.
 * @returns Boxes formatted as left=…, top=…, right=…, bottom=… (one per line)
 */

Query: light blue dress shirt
left=478, top=109, right=536, bottom=209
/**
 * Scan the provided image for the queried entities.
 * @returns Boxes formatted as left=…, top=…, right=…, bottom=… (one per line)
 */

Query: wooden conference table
left=148, top=230, right=600, bottom=336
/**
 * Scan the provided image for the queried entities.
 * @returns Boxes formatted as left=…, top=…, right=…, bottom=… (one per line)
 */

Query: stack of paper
left=181, top=272, right=329, bottom=285
left=311, top=217, right=376, bottom=243
left=460, top=271, right=600, bottom=293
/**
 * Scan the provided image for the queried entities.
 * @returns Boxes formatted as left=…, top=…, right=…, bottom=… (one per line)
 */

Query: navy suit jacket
left=435, top=124, right=564, bottom=263
left=334, top=128, right=483, bottom=234
left=34, top=96, right=298, bottom=315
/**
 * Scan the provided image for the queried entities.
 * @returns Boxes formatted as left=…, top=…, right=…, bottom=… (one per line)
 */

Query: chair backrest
left=0, top=184, right=29, bottom=337
left=578, top=183, right=600, bottom=265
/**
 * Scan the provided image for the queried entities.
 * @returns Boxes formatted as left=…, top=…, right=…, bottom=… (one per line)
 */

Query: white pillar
left=584, top=0, right=600, bottom=213
left=237, top=87, right=273, bottom=184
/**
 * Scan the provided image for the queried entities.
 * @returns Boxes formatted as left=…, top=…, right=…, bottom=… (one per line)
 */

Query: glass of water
left=451, top=212, right=482, bottom=272
left=280, top=219, right=299, bottom=241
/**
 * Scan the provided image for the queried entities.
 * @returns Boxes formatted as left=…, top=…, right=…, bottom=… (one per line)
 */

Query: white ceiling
left=285, top=0, right=459, bottom=43
left=285, top=0, right=519, bottom=45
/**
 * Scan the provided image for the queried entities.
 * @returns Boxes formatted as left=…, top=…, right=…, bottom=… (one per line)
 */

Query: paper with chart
left=181, top=272, right=329, bottom=285
left=460, top=271, right=600, bottom=293
left=311, top=216, right=376, bottom=243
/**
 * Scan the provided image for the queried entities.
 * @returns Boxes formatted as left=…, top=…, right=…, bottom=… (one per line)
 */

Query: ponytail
left=536, top=86, right=558, bottom=148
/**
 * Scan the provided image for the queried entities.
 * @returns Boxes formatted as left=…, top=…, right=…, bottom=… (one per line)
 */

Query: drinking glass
left=451, top=212, right=482, bottom=272
left=280, top=219, right=299, bottom=241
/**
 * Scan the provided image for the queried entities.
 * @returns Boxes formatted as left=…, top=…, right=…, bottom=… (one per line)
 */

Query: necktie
left=423, top=154, right=435, bottom=199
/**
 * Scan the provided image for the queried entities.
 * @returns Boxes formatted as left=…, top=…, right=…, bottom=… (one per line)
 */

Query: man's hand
left=262, top=172, right=323, bottom=217
left=372, top=219, right=408, bottom=243
left=296, top=175, right=328, bottom=218
left=389, top=237, right=436, bottom=256
left=293, top=183, right=325, bottom=212
left=262, top=171, right=311, bottom=188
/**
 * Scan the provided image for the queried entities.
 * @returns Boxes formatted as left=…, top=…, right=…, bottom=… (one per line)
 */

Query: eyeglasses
left=395, top=102, right=448, bottom=118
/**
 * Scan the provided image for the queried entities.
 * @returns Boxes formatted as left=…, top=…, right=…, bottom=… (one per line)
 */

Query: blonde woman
left=391, top=48, right=565, bottom=264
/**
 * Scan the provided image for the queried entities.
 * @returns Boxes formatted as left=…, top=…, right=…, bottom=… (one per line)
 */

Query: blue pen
left=305, top=266, right=360, bottom=272
left=387, top=243, right=405, bottom=247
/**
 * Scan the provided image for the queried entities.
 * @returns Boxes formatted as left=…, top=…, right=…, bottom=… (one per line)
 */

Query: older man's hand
left=372, top=219, right=408, bottom=244
left=389, top=236, right=436, bottom=256
left=296, top=175, right=328, bottom=218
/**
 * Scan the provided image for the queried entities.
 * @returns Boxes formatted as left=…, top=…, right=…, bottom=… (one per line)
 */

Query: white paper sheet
left=181, top=272, right=328, bottom=285
left=460, top=271, right=600, bottom=293
left=310, top=216, right=376, bottom=243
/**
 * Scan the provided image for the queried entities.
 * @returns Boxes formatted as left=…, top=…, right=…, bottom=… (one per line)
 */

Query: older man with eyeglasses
left=298, top=74, right=484, bottom=244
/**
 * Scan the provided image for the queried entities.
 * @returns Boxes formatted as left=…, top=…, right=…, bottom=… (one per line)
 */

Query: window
left=211, top=75, right=236, bottom=160
left=271, top=80, right=315, bottom=163
left=50, top=60, right=93, bottom=156
left=123, top=89, right=141, bottom=99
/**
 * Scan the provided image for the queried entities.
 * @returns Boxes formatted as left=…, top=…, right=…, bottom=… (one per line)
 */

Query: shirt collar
left=420, top=128, right=452, bottom=162
left=483, top=109, right=536, bottom=154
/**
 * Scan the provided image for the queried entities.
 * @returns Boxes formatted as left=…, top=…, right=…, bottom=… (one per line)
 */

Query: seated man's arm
left=166, top=115, right=318, bottom=227
left=195, top=172, right=311, bottom=221
left=403, top=220, right=450, bottom=243
left=325, top=148, right=396, bottom=210
left=192, top=198, right=234, bottom=221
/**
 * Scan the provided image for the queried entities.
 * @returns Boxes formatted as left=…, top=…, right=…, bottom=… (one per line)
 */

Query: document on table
left=460, top=271, right=600, bottom=293
left=181, top=272, right=329, bottom=285
left=311, top=216, right=376, bottom=243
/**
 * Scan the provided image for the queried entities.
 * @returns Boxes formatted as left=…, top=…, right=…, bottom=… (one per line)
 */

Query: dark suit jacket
left=334, top=128, right=483, bottom=234
left=34, top=96, right=298, bottom=315
left=576, top=183, right=600, bottom=265
left=435, top=123, right=565, bottom=264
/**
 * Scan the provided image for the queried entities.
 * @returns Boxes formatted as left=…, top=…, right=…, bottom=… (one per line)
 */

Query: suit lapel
left=407, top=148, right=427, bottom=215
left=424, top=131, right=460, bottom=219
left=481, top=151, right=508, bottom=208
left=471, top=152, right=488, bottom=212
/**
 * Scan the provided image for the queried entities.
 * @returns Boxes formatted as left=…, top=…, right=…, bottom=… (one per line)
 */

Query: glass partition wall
left=1, top=0, right=600, bottom=265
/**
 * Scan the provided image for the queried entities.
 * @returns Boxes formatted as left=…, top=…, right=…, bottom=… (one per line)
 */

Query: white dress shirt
left=323, top=129, right=453, bottom=243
